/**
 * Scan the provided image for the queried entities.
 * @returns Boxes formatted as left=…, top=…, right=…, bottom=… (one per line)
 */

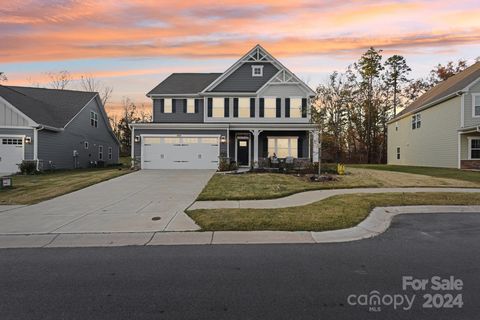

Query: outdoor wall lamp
left=134, top=135, right=140, bottom=143
left=24, top=136, right=32, bottom=144
left=220, top=136, right=226, bottom=143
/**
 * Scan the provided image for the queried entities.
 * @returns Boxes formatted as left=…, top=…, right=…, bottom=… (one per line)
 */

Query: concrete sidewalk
left=1, top=206, right=479, bottom=248
left=189, top=187, right=480, bottom=209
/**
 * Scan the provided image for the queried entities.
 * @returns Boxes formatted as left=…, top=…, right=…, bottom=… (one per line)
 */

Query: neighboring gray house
left=130, top=45, right=318, bottom=169
left=388, top=62, right=480, bottom=169
left=0, top=86, right=120, bottom=173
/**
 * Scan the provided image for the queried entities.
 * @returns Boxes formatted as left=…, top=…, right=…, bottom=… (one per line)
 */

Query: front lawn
left=0, top=167, right=131, bottom=205
left=197, top=168, right=480, bottom=201
left=188, top=192, right=480, bottom=231
left=350, top=164, right=480, bottom=183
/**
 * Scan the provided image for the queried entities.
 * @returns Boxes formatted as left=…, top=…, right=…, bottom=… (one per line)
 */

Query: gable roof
left=147, top=73, right=221, bottom=96
left=0, top=85, right=97, bottom=128
left=394, top=62, right=480, bottom=120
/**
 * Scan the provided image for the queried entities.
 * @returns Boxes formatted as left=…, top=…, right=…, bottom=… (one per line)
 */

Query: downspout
left=34, top=125, right=45, bottom=171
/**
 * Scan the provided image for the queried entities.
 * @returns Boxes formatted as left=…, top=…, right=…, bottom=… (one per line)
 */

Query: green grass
left=197, top=168, right=480, bottom=201
left=350, top=164, right=480, bottom=183
left=0, top=167, right=131, bottom=205
left=188, top=192, right=480, bottom=231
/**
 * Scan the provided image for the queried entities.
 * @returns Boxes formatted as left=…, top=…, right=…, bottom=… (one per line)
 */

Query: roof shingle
left=147, top=73, right=221, bottom=95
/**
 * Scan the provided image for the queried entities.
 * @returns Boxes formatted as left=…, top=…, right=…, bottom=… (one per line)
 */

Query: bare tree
left=80, top=75, right=113, bottom=106
left=47, top=70, right=72, bottom=90
left=0, top=72, right=7, bottom=83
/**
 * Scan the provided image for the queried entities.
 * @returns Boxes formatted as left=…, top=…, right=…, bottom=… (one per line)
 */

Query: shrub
left=218, top=157, right=231, bottom=172
left=18, top=160, right=37, bottom=175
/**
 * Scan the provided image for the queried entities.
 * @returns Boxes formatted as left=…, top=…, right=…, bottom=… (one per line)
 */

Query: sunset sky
left=1, top=0, right=480, bottom=116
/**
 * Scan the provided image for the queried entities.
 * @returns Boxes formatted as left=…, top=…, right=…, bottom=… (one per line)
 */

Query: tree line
left=311, top=47, right=476, bottom=164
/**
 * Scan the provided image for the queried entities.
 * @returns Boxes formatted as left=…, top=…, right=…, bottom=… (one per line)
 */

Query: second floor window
left=163, top=99, right=172, bottom=113
left=474, top=95, right=480, bottom=117
left=289, top=98, right=302, bottom=118
left=211, top=98, right=225, bottom=117
left=186, top=99, right=195, bottom=113
left=233, top=98, right=251, bottom=118
left=264, top=98, right=276, bottom=118
left=412, top=113, right=421, bottom=130
left=90, top=111, right=98, bottom=127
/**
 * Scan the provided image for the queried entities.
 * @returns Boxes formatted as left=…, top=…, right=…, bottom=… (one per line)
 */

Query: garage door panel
left=0, top=137, right=24, bottom=173
left=142, top=135, right=219, bottom=169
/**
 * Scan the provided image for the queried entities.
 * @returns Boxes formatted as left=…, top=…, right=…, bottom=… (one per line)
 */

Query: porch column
left=251, top=129, right=262, bottom=168
left=312, top=129, right=319, bottom=162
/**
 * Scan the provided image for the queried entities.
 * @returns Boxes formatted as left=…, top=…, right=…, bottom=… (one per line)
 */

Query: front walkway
left=190, top=187, right=480, bottom=209
left=0, top=170, right=215, bottom=234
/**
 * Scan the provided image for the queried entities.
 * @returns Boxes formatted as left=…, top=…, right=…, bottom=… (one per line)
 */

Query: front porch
left=459, top=129, right=480, bottom=169
left=225, top=124, right=319, bottom=168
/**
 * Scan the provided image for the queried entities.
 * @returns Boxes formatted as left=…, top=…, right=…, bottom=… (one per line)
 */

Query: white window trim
left=263, top=96, right=277, bottom=118
left=396, top=146, right=401, bottom=160
left=98, top=145, right=104, bottom=160
left=472, top=93, right=480, bottom=118
left=468, top=136, right=480, bottom=160
left=84, top=141, right=89, bottom=149
left=186, top=98, right=196, bottom=114
left=108, top=147, right=113, bottom=160
left=289, top=96, right=303, bottom=118
left=163, top=98, right=173, bottom=113
left=252, top=65, right=264, bottom=77
left=237, top=97, right=251, bottom=118
left=411, top=113, right=421, bottom=130
left=267, top=136, right=299, bottom=158
left=90, top=111, right=98, bottom=128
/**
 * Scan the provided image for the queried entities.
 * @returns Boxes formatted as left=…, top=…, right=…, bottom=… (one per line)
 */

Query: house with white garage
left=0, top=86, right=120, bottom=173
left=130, top=44, right=318, bottom=169
left=388, top=62, right=480, bottom=169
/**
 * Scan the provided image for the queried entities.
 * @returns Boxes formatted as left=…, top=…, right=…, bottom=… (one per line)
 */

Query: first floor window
left=470, top=139, right=480, bottom=159
left=84, top=141, right=89, bottom=149
left=264, top=98, right=276, bottom=118
left=396, top=147, right=401, bottom=160
left=90, top=111, right=98, bottom=127
left=108, top=147, right=113, bottom=160
left=268, top=137, right=298, bottom=158
left=411, top=113, right=421, bottom=129
left=98, top=145, right=103, bottom=160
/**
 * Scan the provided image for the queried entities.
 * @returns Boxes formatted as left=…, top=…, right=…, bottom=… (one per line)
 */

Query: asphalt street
left=0, top=213, right=479, bottom=320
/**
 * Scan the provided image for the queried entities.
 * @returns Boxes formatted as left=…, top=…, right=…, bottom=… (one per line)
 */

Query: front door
left=236, top=138, right=250, bottom=166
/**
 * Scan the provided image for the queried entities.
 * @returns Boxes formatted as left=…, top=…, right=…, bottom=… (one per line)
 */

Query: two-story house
left=0, top=85, right=119, bottom=173
left=130, top=45, right=318, bottom=169
left=388, top=62, right=480, bottom=169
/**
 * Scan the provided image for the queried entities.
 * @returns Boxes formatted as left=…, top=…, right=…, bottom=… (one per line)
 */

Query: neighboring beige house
left=388, top=62, right=480, bottom=169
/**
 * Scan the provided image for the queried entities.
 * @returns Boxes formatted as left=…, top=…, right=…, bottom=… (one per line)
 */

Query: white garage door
left=142, top=135, right=219, bottom=169
left=0, top=137, right=24, bottom=174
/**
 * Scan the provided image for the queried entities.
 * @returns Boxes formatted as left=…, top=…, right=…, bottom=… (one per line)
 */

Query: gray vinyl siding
left=259, top=84, right=307, bottom=97
left=38, top=98, right=119, bottom=169
left=133, top=128, right=228, bottom=163
left=0, top=128, right=34, bottom=160
left=153, top=98, right=204, bottom=123
left=0, top=99, right=31, bottom=126
left=211, top=62, right=279, bottom=92
left=464, top=81, right=480, bottom=128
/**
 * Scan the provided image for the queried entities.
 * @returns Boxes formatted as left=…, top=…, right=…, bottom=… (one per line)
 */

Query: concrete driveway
left=0, top=170, right=215, bottom=234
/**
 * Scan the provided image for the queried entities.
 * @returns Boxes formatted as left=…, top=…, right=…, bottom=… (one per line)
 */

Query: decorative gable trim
left=256, top=69, right=314, bottom=96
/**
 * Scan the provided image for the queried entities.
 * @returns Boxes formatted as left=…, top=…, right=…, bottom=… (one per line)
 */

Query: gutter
left=387, top=90, right=465, bottom=124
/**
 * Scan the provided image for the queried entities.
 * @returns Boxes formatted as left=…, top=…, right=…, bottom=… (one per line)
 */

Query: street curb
left=0, top=206, right=479, bottom=248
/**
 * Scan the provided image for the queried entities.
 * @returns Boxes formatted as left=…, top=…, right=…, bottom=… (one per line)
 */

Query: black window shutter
left=301, top=98, right=307, bottom=118
left=224, top=98, right=230, bottom=117
left=194, top=99, right=199, bottom=113
left=183, top=99, right=187, bottom=113
left=250, top=98, right=255, bottom=117
left=285, top=98, right=290, bottom=118
left=276, top=98, right=281, bottom=118
left=160, top=99, right=164, bottom=113
left=207, top=98, right=213, bottom=117
left=259, top=98, right=264, bottom=117
left=233, top=98, right=239, bottom=118
left=172, top=99, right=176, bottom=113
